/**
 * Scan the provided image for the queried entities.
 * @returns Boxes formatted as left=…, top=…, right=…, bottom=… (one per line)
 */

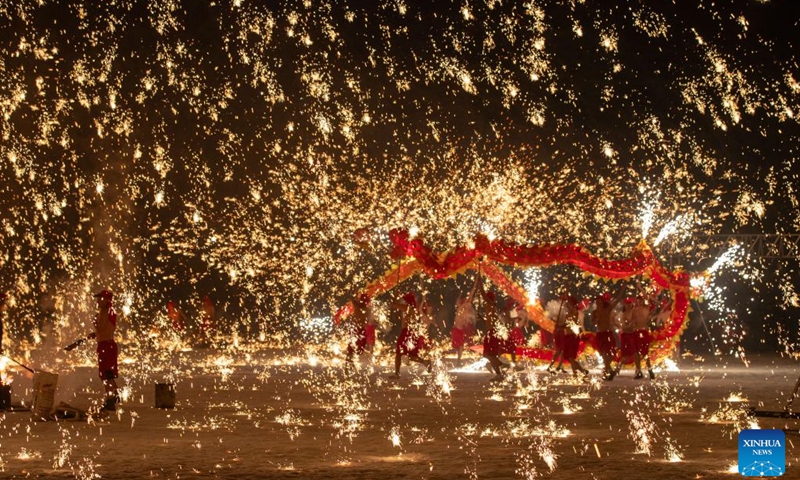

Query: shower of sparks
left=0, top=0, right=795, bottom=366
left=653, top=381, right=695, bottom=413
left=707, top=244, right=745, bottom=276
left=299, top=316, right=334, bottom=344
left=626, top=409, right=657, bottom=456
left=653, top=214, right=694, bottom=247
left=454, top=358, right=492, bottom=373
left=556, top=396, right=582, bottom=415
left=700, top=403, right=759, bottom=438
left=0, top=357, right=12, bottom=385
left=389, top=427, right=402, bottom=448
left=514, top=451, right=540, bottom=480
left=724, top=392, right=748, bottom=403
left=538, top=440, right=559, bottom=472
left=620, top=385, right=689, bottom=457
left=16, top=449, right=41, bottom=461
left=640, top=198, right=657, bottom=239
left=664, top=438, right=684, bottom=463
left=0, top=1, right=798, bottom=478
left=661, top=359, right=680, bottom=372
left=524, top=269, right=543, bottom=304
left=426, top=364, right=455, bottom=404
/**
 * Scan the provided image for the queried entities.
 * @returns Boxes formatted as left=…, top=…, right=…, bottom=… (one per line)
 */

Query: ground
left=1, top=345, right=798, bottom=479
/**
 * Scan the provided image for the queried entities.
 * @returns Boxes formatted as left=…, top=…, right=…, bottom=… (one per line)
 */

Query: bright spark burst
left=653, top=214, right=693, bottom=247
left=707, top=244, right=744, bottom=275
left=626, top=409, right=657, bottom=456
left=664, top=438, right=684, bottom=463
left=524, top=269, right=542, bottom=304
left=640, top=199, right=657, bottom=239
left=700, top=404, right=759, bottom=438
left=389, top=427, right=401, bottom=448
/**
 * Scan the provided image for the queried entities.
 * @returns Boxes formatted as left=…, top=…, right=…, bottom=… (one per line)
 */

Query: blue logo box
left=738, top=429, right=785, bottom=477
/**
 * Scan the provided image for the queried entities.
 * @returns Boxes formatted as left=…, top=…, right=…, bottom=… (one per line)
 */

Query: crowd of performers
left=165, top=295, right=217, bottom=346
left=343, top=276, right=673, bottom=383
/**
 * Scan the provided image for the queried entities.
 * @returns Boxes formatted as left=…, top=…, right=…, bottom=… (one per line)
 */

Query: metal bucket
left=155, top=383, right=175, bottom=409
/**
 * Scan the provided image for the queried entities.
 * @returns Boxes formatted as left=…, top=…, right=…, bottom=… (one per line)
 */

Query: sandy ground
left=1, top=344, right=799, bottom=479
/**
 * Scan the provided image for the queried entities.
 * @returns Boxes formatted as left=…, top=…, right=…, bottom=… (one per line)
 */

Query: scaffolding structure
left=667, top=233, right=799, bottom=359
left=690, top=233, right=800, bottom=261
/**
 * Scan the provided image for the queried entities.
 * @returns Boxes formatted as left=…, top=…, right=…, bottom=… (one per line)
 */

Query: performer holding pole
left=560, top=294, right=590, bottom=380
left=615, top=297, right=637, bottom=377
left=479, top=280, right=506, bottom=382
left=592, top=288, right=625, bottom=380
left=393, top=292, right=432, bottom=378
left=345, top=293, right=372, bottom=369
left=630, top=291, right=656, bottom=380
left=64, top=289, right=120, bottom=411
left=167, top=301, right=187, bottom=334
left=503, top=300, right=526, bottom=371
left=451, top=278, right=478, bottom=367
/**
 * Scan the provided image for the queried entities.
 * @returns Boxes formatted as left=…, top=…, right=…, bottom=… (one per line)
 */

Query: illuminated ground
left=1, top=347, right=798, bottom=479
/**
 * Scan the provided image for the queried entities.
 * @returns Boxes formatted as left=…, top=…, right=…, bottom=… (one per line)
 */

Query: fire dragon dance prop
left=335, top=229, right=695, bottom=365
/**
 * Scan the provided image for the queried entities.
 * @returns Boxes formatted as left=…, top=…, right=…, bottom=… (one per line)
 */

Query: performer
left=560, top=294, right=590, bottom=380
left=479, top=284, right=506, bottom=382
left=451, top=279, right=478, bottom=367
left=67, top=290, right=120, bottom=411
left=393, top=292, right=432, bottom=377
left=509, top=304, right=527, bottom=348
left=419, top=293, right=436, bottom=339
left=546, top=296, right=568, bottom=375
left=500, top=299, right=524, bottom=371
left=345, top=294, right=372, bottom=368
left=592, top=289, right=624, bottom=380
left=615, top=297, right=637, bottom=377
left=630, top=293, right=656, bottom=379
left=166, top=301, right=186, bottom=333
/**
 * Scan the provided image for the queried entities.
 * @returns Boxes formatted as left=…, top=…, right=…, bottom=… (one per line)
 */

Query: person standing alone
left=92, top=290, right=120, bottom=410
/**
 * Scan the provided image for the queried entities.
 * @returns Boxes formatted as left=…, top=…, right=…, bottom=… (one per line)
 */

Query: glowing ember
left=664, top=438, right=684, bottom=463
left=725, top=392, right=748, bottom=403
left=389, top=427, right=401, bottom=448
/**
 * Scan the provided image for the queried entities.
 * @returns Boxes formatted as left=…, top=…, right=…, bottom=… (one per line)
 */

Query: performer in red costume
left=64, top=289, right=121, bottom=410
left=167, top=301, right=186, bottom=333
left=592, top=288, right=624, bottom=380
left=393, top=292, right=432, bottom=378
left=616, top=297, right=637, bottom=377
left=480, top=284, right=506, bottom=382
left=500, top=299, right=524, bottom=371
left=630, top=293, right=656, bottom=380
left=346, top=294, right=373, bottom=368
left=560, top=294, right=590, bottom=380
left=451, top=278, right=478, bottom=367
left=546, top=295, right=569, bottom=375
